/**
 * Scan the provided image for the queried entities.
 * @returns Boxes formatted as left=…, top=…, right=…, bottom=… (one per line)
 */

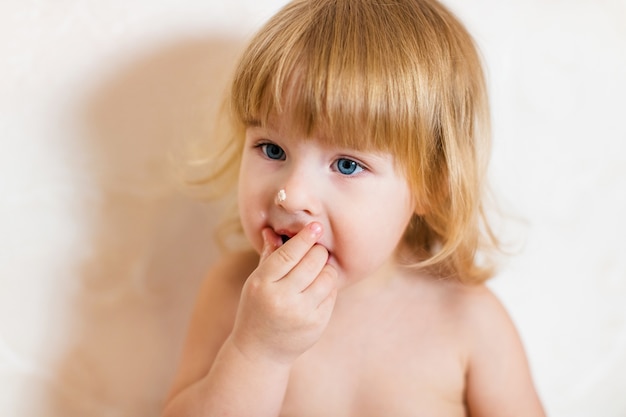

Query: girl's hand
left=229, top=222, right=338, bottom=365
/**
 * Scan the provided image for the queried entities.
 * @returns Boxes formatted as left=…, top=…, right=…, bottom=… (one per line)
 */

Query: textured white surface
left=1, top=1, right=625, bottom=416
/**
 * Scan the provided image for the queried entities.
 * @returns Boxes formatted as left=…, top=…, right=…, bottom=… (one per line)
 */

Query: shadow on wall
left=43, top=37, right=243, bottom=416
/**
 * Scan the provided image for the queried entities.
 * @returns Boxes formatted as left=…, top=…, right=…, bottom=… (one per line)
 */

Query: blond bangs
left=230, top=0, right=430, bottom=160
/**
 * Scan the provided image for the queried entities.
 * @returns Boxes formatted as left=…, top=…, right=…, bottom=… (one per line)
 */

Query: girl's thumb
left=260, top=228, right=280, bottom=262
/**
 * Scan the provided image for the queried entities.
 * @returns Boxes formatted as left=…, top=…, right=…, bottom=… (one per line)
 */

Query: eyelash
left=332, top=158, right=365, bottom=176
left=254, top=141, right=368, bottom=176
left=256, top=142, right=285, bottom=160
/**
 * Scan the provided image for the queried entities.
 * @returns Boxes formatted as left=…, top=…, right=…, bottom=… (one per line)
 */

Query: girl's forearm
left=161, top=337, right=292, bottom=417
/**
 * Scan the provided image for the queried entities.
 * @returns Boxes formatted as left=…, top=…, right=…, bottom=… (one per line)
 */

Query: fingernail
left=308, top=222, right=322, bottom=237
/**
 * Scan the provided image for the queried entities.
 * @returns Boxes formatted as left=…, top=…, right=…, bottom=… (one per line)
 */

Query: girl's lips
left=271, top=226, right=336, bottom=268
left=272, top=226, right=332, bottom=260
left=273, top=227, right=298, bottom=245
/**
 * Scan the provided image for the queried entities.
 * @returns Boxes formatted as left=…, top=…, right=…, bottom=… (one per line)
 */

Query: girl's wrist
left=223, top=334, right=296, bottom=372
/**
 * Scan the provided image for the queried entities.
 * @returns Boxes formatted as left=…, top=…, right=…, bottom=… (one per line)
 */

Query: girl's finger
left=259, top=227, right=282, bottom=263
left=282, top=244, right=329, bottom=292
left=258, top=222, right=324, bottom=282
left=302, top=263, right=338, bottom=307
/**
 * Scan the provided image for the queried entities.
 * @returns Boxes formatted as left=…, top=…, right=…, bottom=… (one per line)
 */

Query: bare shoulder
left=444, top=283, right=512, bottom=331
left=415, top=279, right=521, bottom=343
left=164, top=249, right=259, bottom=403
left=445, top=283, right=546, bottom=417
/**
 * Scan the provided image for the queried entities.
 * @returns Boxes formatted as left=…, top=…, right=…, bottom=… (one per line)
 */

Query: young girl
left=162, top=0, right=546, bottom=416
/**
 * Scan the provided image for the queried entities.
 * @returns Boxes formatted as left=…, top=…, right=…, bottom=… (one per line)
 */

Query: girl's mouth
left=280, top=234, right=290, bottom=244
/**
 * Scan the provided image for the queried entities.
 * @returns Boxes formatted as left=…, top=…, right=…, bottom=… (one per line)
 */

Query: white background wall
left=1, top=1, right=625, bottom=416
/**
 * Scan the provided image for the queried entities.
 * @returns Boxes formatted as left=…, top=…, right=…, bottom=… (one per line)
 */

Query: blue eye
left=334, top=158, right=363, bottom=175
left=260, top=143, right=285, bottom=160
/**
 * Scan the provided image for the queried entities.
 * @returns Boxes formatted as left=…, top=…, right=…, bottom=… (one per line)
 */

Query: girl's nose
left=274, top=175, right=321, bottom=216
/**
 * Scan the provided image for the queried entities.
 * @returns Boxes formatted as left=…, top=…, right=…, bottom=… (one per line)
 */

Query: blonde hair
left=197, top=0, right=499, bottom=284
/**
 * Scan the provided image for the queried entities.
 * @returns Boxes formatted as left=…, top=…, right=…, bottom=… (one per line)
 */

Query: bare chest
left=279, top=293, right=468, bottom=417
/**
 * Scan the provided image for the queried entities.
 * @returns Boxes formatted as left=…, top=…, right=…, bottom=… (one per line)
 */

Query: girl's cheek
left=242, top=200, right=267, bottom=252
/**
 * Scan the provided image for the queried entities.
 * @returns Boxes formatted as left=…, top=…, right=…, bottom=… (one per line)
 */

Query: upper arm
left=163, top=250, right=258, bottom=404
left=463, top=287, right=546, bottom=417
